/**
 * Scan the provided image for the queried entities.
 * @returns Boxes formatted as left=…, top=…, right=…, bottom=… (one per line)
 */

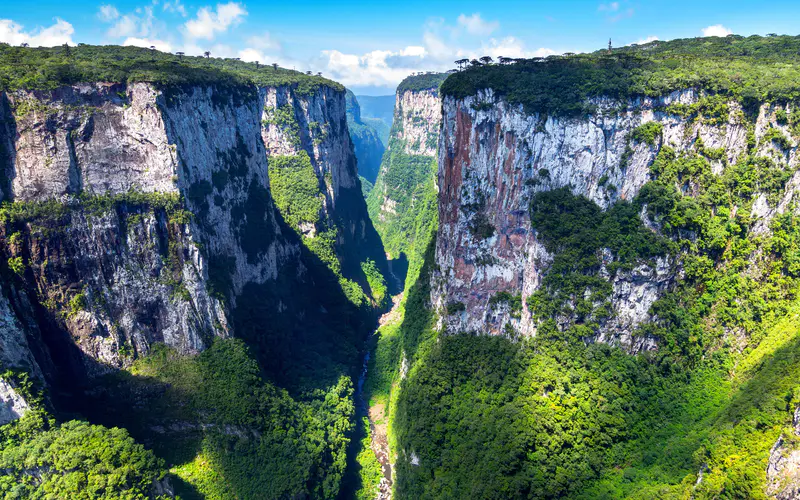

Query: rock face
left=394, top=88, right=442, bottom=157
left=767, top=406, right=800, bottom=499
left=346, top=90, right=385, bottom=183
left=0, top=79, right=383, bottom=418
left=367, top=75, right=444, bottom=262
left=432, top=88, right=798, bottom=350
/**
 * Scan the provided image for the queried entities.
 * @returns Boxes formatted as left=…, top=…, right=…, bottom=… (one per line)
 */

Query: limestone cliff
left=0, top=78, right=385, bottom=416
left=367, top=73, right=447, bottom=267
left=346, top=89, right=385, bottom=183
left=433, top=87, right=798, bottom=351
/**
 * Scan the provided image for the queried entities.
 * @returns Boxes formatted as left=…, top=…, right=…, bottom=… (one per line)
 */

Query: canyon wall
left=367, top=74, right=446, bottom=267
left=0, top=78, right=384, bottom=414
left=433, top=88, right=799, bottom=351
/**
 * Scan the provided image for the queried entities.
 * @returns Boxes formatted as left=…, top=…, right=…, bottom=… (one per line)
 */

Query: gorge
left=3, top=34, right=800, bottom=500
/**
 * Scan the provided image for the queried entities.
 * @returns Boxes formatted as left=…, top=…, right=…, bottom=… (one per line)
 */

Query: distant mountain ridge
left=354, top=94, right=395, bottom=145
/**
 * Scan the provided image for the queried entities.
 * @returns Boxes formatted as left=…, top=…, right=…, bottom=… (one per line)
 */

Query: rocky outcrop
left=0, top=78, right=383, bottom=408
left=346, top=90, right=385, bottom=183
left=367, top=75, right=445, bottom=261
left=0, top=378, right=29, bottom=425
left=395, top=89, right=442, bottom=157
left=767, top=406, right=800, bottom=499
left=260, top=84, right=388, bottom=286
left=433, top=88, right=798, bottom=350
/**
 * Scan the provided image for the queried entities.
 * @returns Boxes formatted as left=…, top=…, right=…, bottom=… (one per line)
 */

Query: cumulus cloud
left=457, top=13, right=499, bottom=36
left=317, top=29, right=557, bottom=89
left=162, top=0, right=187, bottom=16
left=184, top=2, right=247, bottom=40
left=123, top=37, right=172, bottom=52
left=702, top=24, right=732, bottom=37
left=98, top=5, right=120, bottom=22
left=0, top=18, right=74, bottom=47
left=633, top=35, right=659, bottom=45
left=246, top=33, right=280, bottom=51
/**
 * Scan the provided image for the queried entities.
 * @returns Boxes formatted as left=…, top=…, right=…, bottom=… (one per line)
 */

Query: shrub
left=630, top=121, right=663, bottom=145
left=7, top=256, right=24, bottom=276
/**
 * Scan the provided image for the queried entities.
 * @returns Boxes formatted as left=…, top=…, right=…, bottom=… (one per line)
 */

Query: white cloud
left=184, top=2, right=247, bottom=40
left=98, top=5, right=120, bottom=22
left=633, top=35, right=659, bottom=45
left=317, top=32, right=557, bottom=89
left=0, top=18, right=74, bottom=47
left=162, top=0, right=187, bottom=16
left=111, top=15, right=140, bottom=37
left=457, top=13, right=499, bottom=36
left=246, top=33, right=280, bottom=51
left=598, top=2, right=620, bottom=11
left=702, top=24, right=732, bottom=37
left=123, top=37, right=172, bottom=52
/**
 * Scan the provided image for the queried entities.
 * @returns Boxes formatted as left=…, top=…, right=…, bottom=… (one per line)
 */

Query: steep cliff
left=367, top=73, right=447, bottom=273
left=0, top=44, right=387, bottom=498
left=346, top=89, right=385, bottom=183
left=388, top=35, right=800, bottom=499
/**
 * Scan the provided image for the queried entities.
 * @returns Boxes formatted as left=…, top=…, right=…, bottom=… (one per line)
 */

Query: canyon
left=3, top=35, right=800, bottom=500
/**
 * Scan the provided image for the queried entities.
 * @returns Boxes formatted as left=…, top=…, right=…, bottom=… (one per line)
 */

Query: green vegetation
left=385, top=88, right=800, bottom=498
left=362, top=259, right=389, bottom=308
left=359, top=176, right=374, bottom=198
left=630, top=121, right=664, bottom=145
left=489, top=291, right=523, bottom=319
left=267, top=152, right=381, bottom=307
left=397, top=72, right=449, bottom=94
left=267, top=152, right=322, bottom=229
left=0, top=190, right=187, bottom=227
left=263, top=105, right=301, bottom=147
left=0, top=44, right=340, bottom=94
left=7, top=255, right=24, bottom=276
left=0, top=414, right=167, bottom=499
left=82, top=339, right=354, bottom=499
left=442, top=35, right=800, bottom=116
left=527, top=187, right=673, bottom=326
left=367, top=151, right=437, bottom=259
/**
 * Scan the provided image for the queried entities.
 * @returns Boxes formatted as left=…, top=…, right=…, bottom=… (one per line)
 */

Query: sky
left=1, top=0, right=799, bottom=95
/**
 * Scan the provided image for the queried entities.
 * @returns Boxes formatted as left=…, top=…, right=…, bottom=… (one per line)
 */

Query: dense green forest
left=368, top=34, right=800, bottom=500
left=5, top=33, right=800, bottom=500
left=442, top=35, right=800, bottom=116
left=0, top=43, right=338, bottom=93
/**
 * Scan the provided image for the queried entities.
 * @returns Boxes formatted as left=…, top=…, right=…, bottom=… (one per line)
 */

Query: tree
left=479, top=56, right=493, bottom=65
left=176, top=51, right=185, bottom=60
left=255, top=61, right=260, bottom=68
left=306, top=70, right=312, bottom=75
left=317, top=72, right=322, bottom=76
left=272, top=63, right=279, bottom=69
left=454, top=59, right=469, bottom=70
left=498, top=56, right=513, bottom=65
left=62, top=43, right=71, bottom=58
left=20, top=43, right=28, bottom=48
left=204, top=51, right=211, bottom=58
left=470, top=59, right=481, bottom=67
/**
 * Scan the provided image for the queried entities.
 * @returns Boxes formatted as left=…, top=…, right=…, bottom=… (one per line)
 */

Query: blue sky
left=1, top=0, right=798, bottom=94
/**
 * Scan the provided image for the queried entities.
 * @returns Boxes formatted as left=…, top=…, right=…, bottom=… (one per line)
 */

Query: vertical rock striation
left=433, top=88, right=798, bottom=350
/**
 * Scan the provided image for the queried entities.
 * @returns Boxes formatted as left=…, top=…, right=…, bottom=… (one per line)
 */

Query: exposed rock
left=767, top=406, right=800, bottom=499
left=433, top=89, right=797, bottom=350
left=0, top=378, right=29, bottom=424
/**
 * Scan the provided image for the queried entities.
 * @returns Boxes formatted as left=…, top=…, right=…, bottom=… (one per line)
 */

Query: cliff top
left=440, top=34, right=800, bottom=116
left=0, top=44, right=343, bottom=94
left=397, top=72, right=449, bottom=94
